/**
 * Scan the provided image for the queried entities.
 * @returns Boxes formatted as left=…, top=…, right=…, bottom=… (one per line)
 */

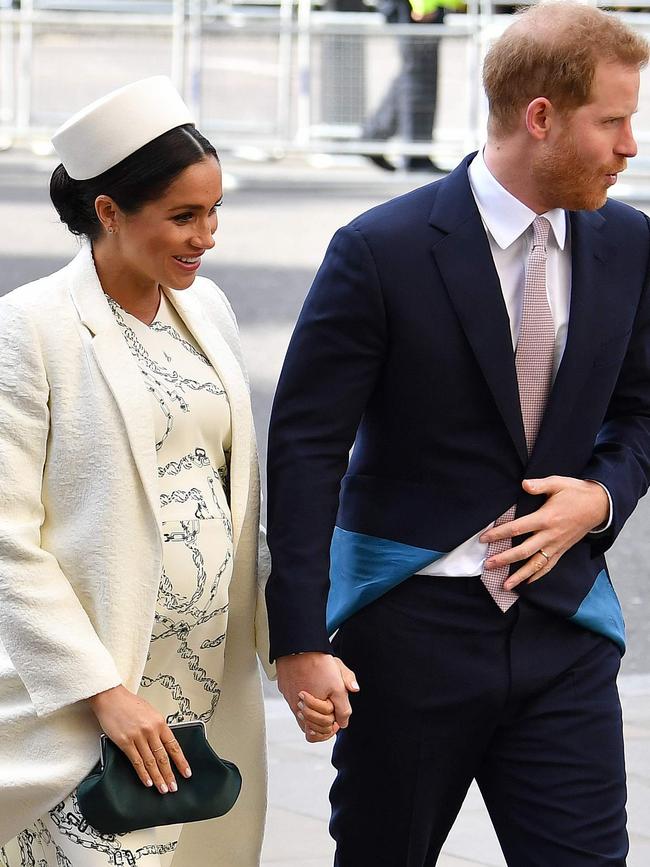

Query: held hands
left=88, top=685, right=192, bottom=793
left=480, top=476, right=610, bottom=591
left=276, top=653, right=360, bottom=743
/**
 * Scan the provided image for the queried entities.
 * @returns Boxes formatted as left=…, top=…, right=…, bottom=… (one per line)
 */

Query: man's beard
left=532, top=134, right=626, bottom=212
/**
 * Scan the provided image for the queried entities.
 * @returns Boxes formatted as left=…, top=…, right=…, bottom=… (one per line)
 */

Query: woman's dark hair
left=50, top=124, right=219, bottom=241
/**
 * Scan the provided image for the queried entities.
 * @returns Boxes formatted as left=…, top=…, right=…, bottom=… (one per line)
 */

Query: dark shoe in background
left=404, top=157, right=449, bottom=174
left=362, top=153, right=397, bottom=172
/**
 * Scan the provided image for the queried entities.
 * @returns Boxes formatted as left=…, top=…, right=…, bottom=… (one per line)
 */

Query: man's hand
left=480, top=476, right=610, bottom=591
left=276, top=652, right=359, bottom=743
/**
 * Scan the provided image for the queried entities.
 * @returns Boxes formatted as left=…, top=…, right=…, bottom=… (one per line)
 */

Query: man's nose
left=616, top=119, right=637, bottom=159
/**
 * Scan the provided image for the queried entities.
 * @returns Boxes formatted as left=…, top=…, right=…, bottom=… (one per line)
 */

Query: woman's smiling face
left=109, top=156, right=222, bottom=290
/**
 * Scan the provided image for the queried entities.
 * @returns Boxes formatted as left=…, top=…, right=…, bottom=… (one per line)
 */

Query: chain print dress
left=2, top=291, right=234, bottom=867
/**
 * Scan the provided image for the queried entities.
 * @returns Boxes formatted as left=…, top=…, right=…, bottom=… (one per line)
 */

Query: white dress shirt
left=418, top=148, right=608, bottom=578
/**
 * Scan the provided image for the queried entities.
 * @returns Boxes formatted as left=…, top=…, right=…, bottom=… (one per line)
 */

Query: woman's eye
left=174, top=213, right=193, bottom=223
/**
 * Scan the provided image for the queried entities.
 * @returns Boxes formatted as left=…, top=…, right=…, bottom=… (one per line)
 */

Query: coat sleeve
left=265, top=225, right=388, bottom=661
left=581, top=217, right=650, bottom=555
left=0, top=300, right=122, bottom=717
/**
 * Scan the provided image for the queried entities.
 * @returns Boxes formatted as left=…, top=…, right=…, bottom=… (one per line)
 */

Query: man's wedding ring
left=538, top=549, right=550, bottom=563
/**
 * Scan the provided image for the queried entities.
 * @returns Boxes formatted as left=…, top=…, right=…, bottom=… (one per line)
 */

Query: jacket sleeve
left=265, top=225, right=387, bottom=660
left=0, top=301, right=122, bottom=717
left=581, top=218, right=650, bottom=556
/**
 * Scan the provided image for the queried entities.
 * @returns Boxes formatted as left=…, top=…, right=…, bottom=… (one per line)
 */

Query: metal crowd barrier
left=2, top=0, right=650, bottom=165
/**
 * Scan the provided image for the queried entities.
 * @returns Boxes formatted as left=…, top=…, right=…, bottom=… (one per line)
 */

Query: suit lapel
left=429, top=159, right=528, bottom=464
left=164, top=285, right=253, bottom=555
left=530, top=209, right=609, bottom=466
left=67, top=245, right=161, bottom=527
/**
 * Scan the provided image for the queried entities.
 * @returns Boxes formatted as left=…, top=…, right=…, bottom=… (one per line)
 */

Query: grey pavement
left=263, top=678, right=650, bottom=867
left=1, top=150, right=649, bottom=865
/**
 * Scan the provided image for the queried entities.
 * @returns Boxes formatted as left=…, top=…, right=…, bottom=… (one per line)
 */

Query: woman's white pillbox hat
left=51, top=76, right=194, bottom=181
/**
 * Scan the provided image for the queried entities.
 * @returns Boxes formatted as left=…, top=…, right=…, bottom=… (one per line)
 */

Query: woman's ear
left=95, top=195, right=120, bottom=235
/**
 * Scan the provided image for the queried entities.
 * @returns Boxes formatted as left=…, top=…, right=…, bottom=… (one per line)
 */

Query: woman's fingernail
left=297, top=711, right=304, bottom=720
left=145, top=778, right=153, bottom=787
left=298, top=692, right=306, bottom=701
left=351, top=680, right=360, bottom=691
left=297, top=700, right=304, bottom=711
left=160, top=784, right=168, bottom=794
left=184, top=768, right=192, bottom=778
left=170, top=781, right=178, bottom=793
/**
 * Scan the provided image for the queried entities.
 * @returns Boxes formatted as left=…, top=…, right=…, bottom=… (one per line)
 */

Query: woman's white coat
left=0, top=245, right=272, bottom=865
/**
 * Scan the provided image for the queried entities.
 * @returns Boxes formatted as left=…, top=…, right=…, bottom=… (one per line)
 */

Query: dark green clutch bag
left=77, top=720, right=242, bottom=834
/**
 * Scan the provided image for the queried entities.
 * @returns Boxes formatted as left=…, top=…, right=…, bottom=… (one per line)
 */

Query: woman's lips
left=173, top=256, right=201, bottom=272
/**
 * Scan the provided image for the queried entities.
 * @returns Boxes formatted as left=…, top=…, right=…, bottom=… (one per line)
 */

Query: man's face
left=534, top=60, right=640, bottom=211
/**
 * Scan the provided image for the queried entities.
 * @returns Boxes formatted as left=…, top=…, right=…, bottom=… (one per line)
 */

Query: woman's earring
left=107, top=227, right=114, bottom=235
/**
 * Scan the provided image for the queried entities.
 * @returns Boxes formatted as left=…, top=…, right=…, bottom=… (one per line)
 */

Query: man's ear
left=525, top=97, right=554, bottom=141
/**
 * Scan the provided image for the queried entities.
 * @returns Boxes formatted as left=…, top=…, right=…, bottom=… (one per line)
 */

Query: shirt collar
left=468, top=147, right=567, bottom=252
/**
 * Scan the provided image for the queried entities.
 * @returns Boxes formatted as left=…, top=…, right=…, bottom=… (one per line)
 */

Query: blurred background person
left=361, top=0, right=463, bottom=172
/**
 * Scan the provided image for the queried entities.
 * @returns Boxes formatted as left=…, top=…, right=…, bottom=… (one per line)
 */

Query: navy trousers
left=330, top=575, right=627, bottom=866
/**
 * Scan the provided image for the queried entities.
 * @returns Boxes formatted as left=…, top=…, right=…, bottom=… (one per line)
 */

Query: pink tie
left=481, top=216, right=555, bottom=611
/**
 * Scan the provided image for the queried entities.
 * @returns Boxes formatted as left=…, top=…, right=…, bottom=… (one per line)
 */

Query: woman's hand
left=295, top=658, right=360, bottom=743
left=88, top=685, right=192, bottom=794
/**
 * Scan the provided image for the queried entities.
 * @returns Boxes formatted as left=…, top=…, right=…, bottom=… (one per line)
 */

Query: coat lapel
left=429, top=159, right=528, bottom=464
left=530, top=209, right=609, bottom=466
left=67, top=245, right=161, bottom=527
left=164, top=284, right=253, bottom=555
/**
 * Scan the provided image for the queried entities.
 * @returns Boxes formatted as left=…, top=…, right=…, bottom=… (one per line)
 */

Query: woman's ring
left=538, top=549, right=550, bottom=563
left=152, top=745, right=166, bottom=754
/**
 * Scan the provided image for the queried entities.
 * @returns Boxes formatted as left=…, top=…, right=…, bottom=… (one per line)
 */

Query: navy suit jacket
left=266, top=155, right=650, bottom=660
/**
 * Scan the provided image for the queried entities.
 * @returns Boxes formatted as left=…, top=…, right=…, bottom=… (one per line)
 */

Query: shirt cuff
left=586, top=480, right=613, bottom=534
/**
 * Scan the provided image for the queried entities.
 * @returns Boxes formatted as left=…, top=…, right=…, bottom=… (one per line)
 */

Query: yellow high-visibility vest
left=409, top=0, right=463, bottom=17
